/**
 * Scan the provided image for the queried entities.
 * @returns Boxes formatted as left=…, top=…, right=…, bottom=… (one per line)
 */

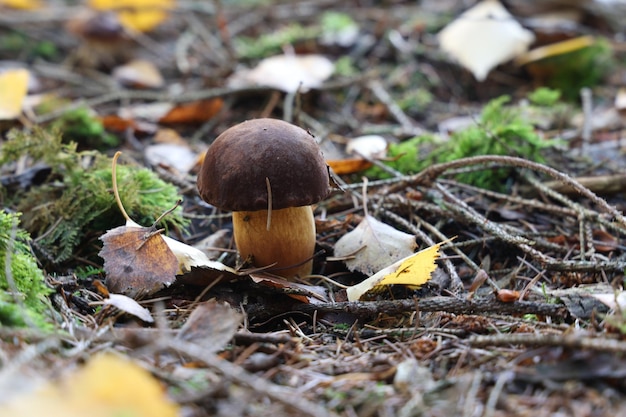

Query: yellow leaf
left=0, top=0, right=42, bottom=9
left=346, top=238, right=454, bottom=301
left=0, top=353, right=179, bottom=417
left=0, top=69, right=29, bottom=120
left=515, top=35, right=596, bottom=66
left=89, top=0, right=174, bottom=32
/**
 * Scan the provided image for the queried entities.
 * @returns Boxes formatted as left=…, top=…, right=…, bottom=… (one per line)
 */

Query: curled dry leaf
left=112, top=59, right=164, bottom=89
left=438, top=0, right=534, bottom=81
left=249, top=273, right=329, bottom=304
left=334, top=215, right=417, bottom=276
left=177, top=300, right=243, bottom=352
left=99, top=223, right=178, bottom=298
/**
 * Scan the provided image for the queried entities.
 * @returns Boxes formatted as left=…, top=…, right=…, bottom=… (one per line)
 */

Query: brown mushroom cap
left=198, top=118, right=330, bottom=212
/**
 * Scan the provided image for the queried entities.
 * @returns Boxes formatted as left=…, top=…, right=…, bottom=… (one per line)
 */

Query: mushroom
left=197, top=118, right=330, bottom=278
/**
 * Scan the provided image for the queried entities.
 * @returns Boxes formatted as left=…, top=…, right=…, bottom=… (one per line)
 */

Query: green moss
left=51, top=107, right=120, bottom=150
left=528, top=87, right=561, bottom=107
left=1, top=127, right=188, bottom=266
left=234, top=24, right=319, bottom=59
left=367, top=96, right=561, bottom=191
left=0, top=211, right=52, bottom=328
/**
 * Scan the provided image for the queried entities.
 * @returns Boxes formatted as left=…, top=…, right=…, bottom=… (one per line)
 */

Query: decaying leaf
left=346, top=239, right=450, bottom=302
left=249, top=273, right=329, bottom=304
left=334, top=215, right=416, bottom=276
left=438, top=0, right=534, bottom=81
left=177, top=300, right=242, bottom=352
left=0, top=68, right=29, bottom=120
left=158, top=98, right=223, bottom=124
left=0, top=353, right=179, bottom=417
left=99, top=223, right=178, bottom=298
left=228, top=54, right=334, bottom=93
left=103, top=293, right=154, bottom=322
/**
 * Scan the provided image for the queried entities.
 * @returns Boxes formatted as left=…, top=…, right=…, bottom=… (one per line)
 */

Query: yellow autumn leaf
left=0, top=353, right=179, bottom=417
left=0, top=69, right=29, bottom=120
left=89, top=0, right=175, bottom=32
left=346, top=238, right=453, bottom=301
left=0, top=0, right=42, bottom=9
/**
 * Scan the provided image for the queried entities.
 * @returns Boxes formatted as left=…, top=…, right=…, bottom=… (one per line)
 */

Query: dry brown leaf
left=177, top=300, right=242, bottom=351
left=159, top=98, right=223, bottom=124
left=326, top=158, right=372, bottom=175
left=249, top=273, right=329, bottom=304
left=99, top=224, right=178, bottom=298
left=334, top=215, right=417, bottom=276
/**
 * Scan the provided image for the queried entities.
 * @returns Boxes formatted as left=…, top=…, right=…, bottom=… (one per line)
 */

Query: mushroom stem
left=232, top=206, right=316, bottom=278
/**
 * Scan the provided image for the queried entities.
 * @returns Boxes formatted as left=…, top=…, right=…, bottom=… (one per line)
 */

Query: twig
left=469, top=332, right=626, bottom=353
left=166, top=339, right=341, bottom=417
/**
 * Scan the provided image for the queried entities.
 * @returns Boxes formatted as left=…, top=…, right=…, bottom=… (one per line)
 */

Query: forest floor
left=1, top=1, right=626, bottom=416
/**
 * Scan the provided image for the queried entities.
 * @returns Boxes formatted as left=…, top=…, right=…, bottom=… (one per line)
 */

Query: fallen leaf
left=515, top=35, right=595, bottom=66
left=326, top=158, right=372, bottom=175
left=0, top=353, right=179, bottom=417
left=0, top=0, right=41, bottom=9
left=144, top=143, right=198, bottom=174
left=334, top=215, right=417, bottom=276
left=177, top=300, right=242, bottom=351
left=103, top=293, right=154, bottom=322
left=228, top=54, right=334, bottom=93
left=438, top=0, right=535, bottom=81
left=99, top=223, right=178, bottom=298
left=0, top=69, right=29, bottom=120
left=249, top=273, right=329, bottom=304
left=159, top=98, right=223, bottom=124
left=346, top=239, right=451, bottom=301
left=346, top=135, right=388, bottom=159
left=89, top=0, right=174, bottom=32
left=112, top=59, right=164, bottom=89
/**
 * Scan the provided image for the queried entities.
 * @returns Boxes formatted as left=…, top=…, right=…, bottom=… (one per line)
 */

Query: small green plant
left=1, top=127, right=188, bottom=266
left=51, top=107, right=120, bottom=150
left=367, top=95, right=560, bottom=190
left=528, top=87, right=561, bottom=107
left=0, top=211, right=53, bottom=328
left=234, top=24, right=318, bottom=59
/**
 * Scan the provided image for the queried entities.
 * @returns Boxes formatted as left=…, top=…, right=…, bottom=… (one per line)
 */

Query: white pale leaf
left=346, top=256, right=403, bottom=302
left=104, top=293, right=154, bottom=322
left=437, top=0, right=535, bottom=81
left=590, top=292, right=626, bottom=310
left=228, top=54, right=334, bottom=93
left=334, top=215, right=416, bottom=276
left=346, top=135, right=388, bottom=159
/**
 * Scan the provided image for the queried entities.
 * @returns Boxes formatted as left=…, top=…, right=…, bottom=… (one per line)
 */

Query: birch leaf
left=346, top=239, right=450, bottom=302
left=438, top=0, right=534, bottom=81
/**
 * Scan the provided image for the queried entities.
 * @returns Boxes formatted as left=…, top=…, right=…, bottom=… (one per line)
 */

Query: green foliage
left=1, top=127, right=188, bottom=265
left=0, top=31, right=57, bottom=60
left=51, top=107, right=120, bottom=150
left=528, top=87, right=561, bottom=107
left=0, top=211, right=53, bottom=328
left=534, top=38, right=613, bottom=101
left=234, top=24, right=319, bottom=59
left=367, top=96, right=559, bottom=190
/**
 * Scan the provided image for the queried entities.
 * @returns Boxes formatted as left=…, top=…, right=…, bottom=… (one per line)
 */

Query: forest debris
left=89, top=0, right=174, bottom=33
left=438, top=0, right=534, bottom=81
left=334, top=215, right=417, bottom=276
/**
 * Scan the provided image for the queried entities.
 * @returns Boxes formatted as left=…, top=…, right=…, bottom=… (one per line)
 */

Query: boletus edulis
left=197, top=118, right=330, bottom=278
